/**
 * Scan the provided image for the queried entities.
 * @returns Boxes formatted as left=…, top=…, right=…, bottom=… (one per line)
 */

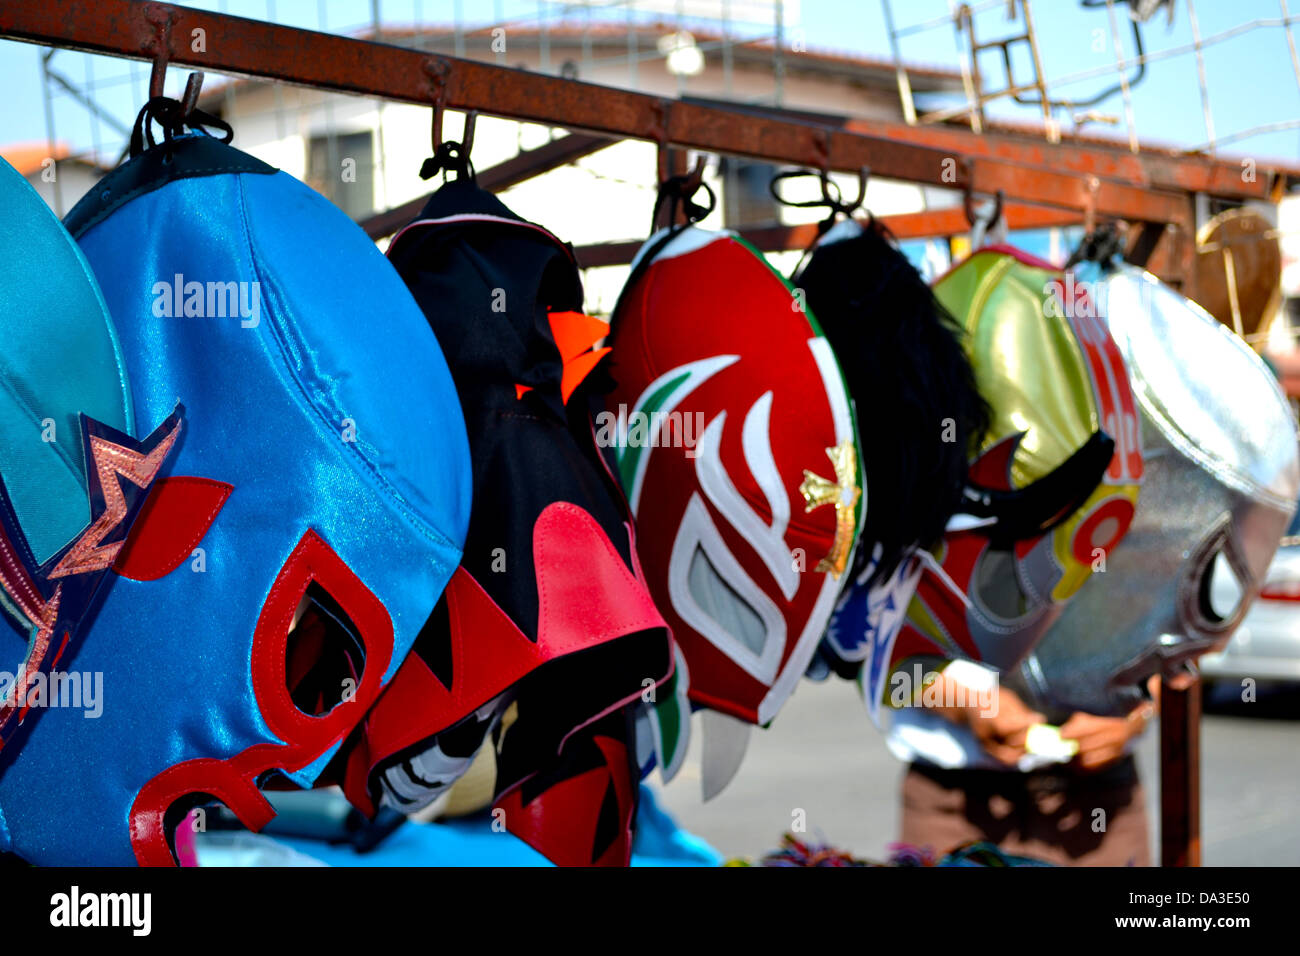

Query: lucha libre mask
left=790, top=218, right=989, bottom=727
left=0, top=157, right=177, bottom=758
left=0, top=109, right=471, bottom=865
left=343, top=175, right=670, bottom=867
left=1011, top=262, right=1299, bottom=717
left=890, top=246, right=1143, bottom=692
left=607, top=226, right=863, bottom=794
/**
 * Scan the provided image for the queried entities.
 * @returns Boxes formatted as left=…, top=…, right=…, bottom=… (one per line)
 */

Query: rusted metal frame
left=0, top=2, right=945, bottom=180
left=962, top=155, right=1184, bottom=224
left=4, top=0, right=1212, bottom=868
left=1125, top=221, right=1168, bottom=269
left=882, top=201, right=1081, bottom=238
left=572, top=202, right=1083, bottom=269
left=362, top=131, right=613, bottom=239
left=1160, top=676, right=1203, bottom=867
left=842, top=117, right=1293, bottom=202
left=0, top=0, right=1190, bottom=226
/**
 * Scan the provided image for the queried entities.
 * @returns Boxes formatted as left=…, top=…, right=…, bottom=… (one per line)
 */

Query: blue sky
left=3, top=0, right=1299, bottom=165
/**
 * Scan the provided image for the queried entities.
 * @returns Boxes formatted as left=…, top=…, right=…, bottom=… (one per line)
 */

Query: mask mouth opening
left=371, top=697, right=504, bottom=814
left=162, top=791, right=224, bottom=866
left=285, top=583, right=366, bottom=718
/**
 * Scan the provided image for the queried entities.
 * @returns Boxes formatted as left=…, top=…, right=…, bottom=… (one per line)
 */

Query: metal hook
left=1084, top=175, right=1100, bottom=235
left=460, top=109, right=478, bottom=157
left=963, top=187, right=1004, bottom=230
left=425, top=57, right=451, bottom=152
left=819, top=167, right=837, bottom=207
left=180, top=71, right=206, bottom=117
left=840, top=165, right=870, bottom=215
left=653, top=98, right=674, bottom=183
left=682, top=155, right=706, bottom=195
left=145, top=5, right=175, bottom=99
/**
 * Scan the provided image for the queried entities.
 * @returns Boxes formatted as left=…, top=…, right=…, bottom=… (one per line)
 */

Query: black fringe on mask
left=794, top=219, right=990, bottom=587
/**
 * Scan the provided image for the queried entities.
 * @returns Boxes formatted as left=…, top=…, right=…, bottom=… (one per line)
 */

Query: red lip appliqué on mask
left=129, top=529, right=394, bottom=865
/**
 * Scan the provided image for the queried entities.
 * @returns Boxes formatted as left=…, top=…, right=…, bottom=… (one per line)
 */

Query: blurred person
left=891, top=661, right=1156, bottom=866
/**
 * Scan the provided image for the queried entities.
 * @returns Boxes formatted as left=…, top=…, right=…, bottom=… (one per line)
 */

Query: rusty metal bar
left=1160, top=675, right=1202, bottom=867
left=842, top=117, right=1296, bottom=201
left=362, top=131, right=613, bottom=239
left=1126, top=220, right=1168, bottom=269
left=0, top=0, right=1202, bottom=226
left=573, top=202, right=1083, bottom=269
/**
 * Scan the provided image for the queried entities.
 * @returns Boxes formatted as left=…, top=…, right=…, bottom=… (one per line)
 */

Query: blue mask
left=0, top=116, right=471, bottom=865
left=0, top=156, right=178, bottom=761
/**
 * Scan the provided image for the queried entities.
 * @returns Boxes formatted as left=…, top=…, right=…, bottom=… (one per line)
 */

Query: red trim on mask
left=113, top=477, right=232, bottom=581
left=495, top=733, right=635, bottom=867
left=341, top=503, right=666, bottom=816
left=968, top=434, right=1021, bottom=493
left=129, top=529, right=394, bottom=865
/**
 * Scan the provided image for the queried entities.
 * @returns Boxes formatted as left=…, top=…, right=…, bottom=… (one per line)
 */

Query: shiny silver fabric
left=1012, top=263, right=1299, bottom=717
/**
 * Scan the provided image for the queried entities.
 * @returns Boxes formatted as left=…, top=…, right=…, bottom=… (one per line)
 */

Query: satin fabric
left=609, top=226, right=862, bottom=799
left=893, top=246, right=1142, bottom=675
left=0, top=134, right=471, bottom=865
left=1013, top=262, right=1299, bottom=716
left=0, top=158, right=134, bottom=566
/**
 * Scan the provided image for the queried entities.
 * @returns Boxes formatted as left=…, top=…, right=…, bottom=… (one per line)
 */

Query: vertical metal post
left=83, top=53, right=101, bottom=166
left=39, top=48, right=64, bottom=216
left=495, top=0, right=505, bottom=65
left=882, top=0, right=918, bottom=124
left=1019, top=0, right=1058, bottom=142
left=1160, top=675, right=1202, bottom=867
left=1280, top=0, right=1300, bottom=95
left=318, top=0, right=338, bottom=207
left=1104, top=0, right=1140, bottom=153
left=538, top=0, right=550, bottom=74
left=773, top=0, right=785, bottom=106
left=954, top=1, right=984, bottom=133
left=581, top=1, right=593, bottom=78
left=267, top=0, right=286, bottom=141
left=372, top=0, right=389, bottom=212
left=626, top=0, right=637, bottom=88
left=722, top=0, right=733, bottom=99
left=1185, top=0, right=1217, bottom=155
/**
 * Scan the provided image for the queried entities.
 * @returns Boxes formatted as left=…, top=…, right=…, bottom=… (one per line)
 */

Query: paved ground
left=652, top=677, right=1300, bottom=866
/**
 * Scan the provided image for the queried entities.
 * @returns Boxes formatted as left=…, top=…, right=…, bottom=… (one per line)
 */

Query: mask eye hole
left=1179, top=521, right=1246, bottom=637
left=1202, top=551, right=1245, bottom=625
left=972, top=547, right=1028, bottom=620
left=687, top=545, right=767, bottom=655
left=285, top=583, right=366, bottom=718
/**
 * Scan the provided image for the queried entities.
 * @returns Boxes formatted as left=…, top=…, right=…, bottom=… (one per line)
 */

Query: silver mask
left=1012, top=263, right=1299, bottom=717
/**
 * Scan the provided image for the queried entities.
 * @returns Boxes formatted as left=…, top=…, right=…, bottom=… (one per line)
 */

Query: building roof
left=1, top=141, right=70, bottom=177
left=199, top=20, right=966, bottom=105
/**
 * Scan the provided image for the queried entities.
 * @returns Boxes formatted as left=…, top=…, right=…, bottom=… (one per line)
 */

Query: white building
left=0, top=142, right=108, bottom=214
left=198, top=23, right=966, bottom=312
